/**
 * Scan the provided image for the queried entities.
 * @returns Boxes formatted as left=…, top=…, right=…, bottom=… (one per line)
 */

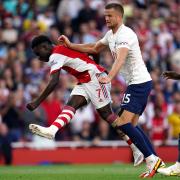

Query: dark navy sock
left=119, top=123, right=152, bottom=158
left=136, top=126, right=157, bottom=155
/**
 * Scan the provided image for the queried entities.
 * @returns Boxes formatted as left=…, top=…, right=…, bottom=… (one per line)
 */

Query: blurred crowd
left=0, top=0, right=180, bottom=164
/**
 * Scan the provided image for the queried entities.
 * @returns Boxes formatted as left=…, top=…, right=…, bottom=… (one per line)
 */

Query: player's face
left=33, top=42, right=53, bottom=62
left=104, top=8, right=122, bottom=29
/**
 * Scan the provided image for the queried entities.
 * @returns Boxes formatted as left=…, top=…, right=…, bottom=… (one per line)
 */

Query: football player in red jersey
left=27, top=35, right=144, bottom=166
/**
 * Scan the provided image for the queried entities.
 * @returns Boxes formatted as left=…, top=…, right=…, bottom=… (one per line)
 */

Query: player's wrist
left=68, top=42, right=73, bottom=48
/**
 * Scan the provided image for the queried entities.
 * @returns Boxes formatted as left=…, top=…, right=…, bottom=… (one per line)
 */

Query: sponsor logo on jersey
left=119, top=42, right=128, bottom=45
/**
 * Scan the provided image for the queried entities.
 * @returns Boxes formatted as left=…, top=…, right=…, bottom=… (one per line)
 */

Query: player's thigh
left=113, top=109, right=136, bottom=126
left=84, top=73, right=112, bottom=109
left=68, top=85, right=89, bottom=110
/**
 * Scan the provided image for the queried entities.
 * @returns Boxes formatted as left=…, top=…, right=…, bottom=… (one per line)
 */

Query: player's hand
left=98, top=76, right=111, bottom=84
left=162, top=71, right=179, bottom=80
left=58, top=35, right=71, bottom=47
left=26, top=101, right=39, bottom=111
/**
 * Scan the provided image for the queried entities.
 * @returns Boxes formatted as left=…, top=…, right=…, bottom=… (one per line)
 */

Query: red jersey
left=49, top=45, right=106, bottom=83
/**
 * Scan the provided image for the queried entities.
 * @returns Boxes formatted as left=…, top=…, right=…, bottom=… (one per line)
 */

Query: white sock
left=130, top=143, right=137, bottom=151
left=145, top=154, right=157, bottom=163
left=49, top=125, right=59, bottom=135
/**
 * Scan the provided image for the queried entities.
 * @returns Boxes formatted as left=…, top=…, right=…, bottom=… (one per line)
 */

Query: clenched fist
left=26, top=101, right=39, bottom=111
left=58, top=35, right=71, bottom=48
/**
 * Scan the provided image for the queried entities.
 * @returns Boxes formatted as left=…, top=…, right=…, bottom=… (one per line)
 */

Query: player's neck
left=112, top=22, right=123, bottom=34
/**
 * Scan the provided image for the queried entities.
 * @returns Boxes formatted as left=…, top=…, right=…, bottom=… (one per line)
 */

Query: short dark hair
left=105, top=3, right=124, bottom=17
left=31, top=35, right=52, bottom=49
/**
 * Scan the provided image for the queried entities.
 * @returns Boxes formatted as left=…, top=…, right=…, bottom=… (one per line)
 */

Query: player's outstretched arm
left=26, top=71, right=60, bottom=111
left=163, top=71, right=180, bottom=80
left=58, top=35, right=107, bottom=54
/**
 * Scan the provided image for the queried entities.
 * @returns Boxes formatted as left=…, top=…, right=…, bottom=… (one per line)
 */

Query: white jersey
left=100, top=24, right=152, bottom=85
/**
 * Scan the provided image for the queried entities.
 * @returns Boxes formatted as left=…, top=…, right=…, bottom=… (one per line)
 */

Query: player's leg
left=29, top=83, right=89, bottom=139
left=133, top=115, right=157, bottom=155
left=136, top=126, right=157, bottom=155
left=112, top=81, right=162, bottom=177
left=97, top=104, right=144, bottom=166
left=132, top=115, right=165, bottom=177
left=112, top=109, right=154, bottom=159
left=157, top=134, right=180, bottom=176
left=85, top=72, right=144, bottom=166
left=29, top=95, right=87, bottom=139
left=112, top=110, right=162, bottom=178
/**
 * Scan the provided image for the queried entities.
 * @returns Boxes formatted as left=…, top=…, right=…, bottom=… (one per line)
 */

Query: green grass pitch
left=0, top=163, right=179, bottom=180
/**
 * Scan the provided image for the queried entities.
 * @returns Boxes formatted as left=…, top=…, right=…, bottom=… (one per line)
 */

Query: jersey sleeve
left=99, top=31, right=109, bottom=45
left=116, top=32, right=136, bottom=50
left=49, top=53, right=67, bottom=74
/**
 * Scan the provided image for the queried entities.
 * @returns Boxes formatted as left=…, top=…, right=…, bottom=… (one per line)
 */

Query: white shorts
left=70, top=72, right=112, bottom=109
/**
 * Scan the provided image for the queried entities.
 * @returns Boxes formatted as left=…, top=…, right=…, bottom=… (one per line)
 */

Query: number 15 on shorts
left=122, top=93, right=131, bottom=104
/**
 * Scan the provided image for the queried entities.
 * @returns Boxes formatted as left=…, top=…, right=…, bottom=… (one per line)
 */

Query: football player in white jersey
left=59, top=2, right=163, bottom=178
left=157, top=71, right=180, bottom=176
left=27, top=35, right=144, bottom=166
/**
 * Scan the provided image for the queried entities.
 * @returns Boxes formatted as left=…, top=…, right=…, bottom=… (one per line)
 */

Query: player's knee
left=111, top=109, right=126, bottom=127
left=66, top=102, right=78, bottom=110
left=112, top=116, right=131, bottom=127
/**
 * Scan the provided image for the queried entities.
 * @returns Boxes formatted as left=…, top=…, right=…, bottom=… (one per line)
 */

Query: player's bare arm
left=98, top=48, right=129, bottom=84
left=163, top=71, right=180, bottom=80
left=26, top=71, right=60, bottom=111
left=58, top=35, right=107, bottom=54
